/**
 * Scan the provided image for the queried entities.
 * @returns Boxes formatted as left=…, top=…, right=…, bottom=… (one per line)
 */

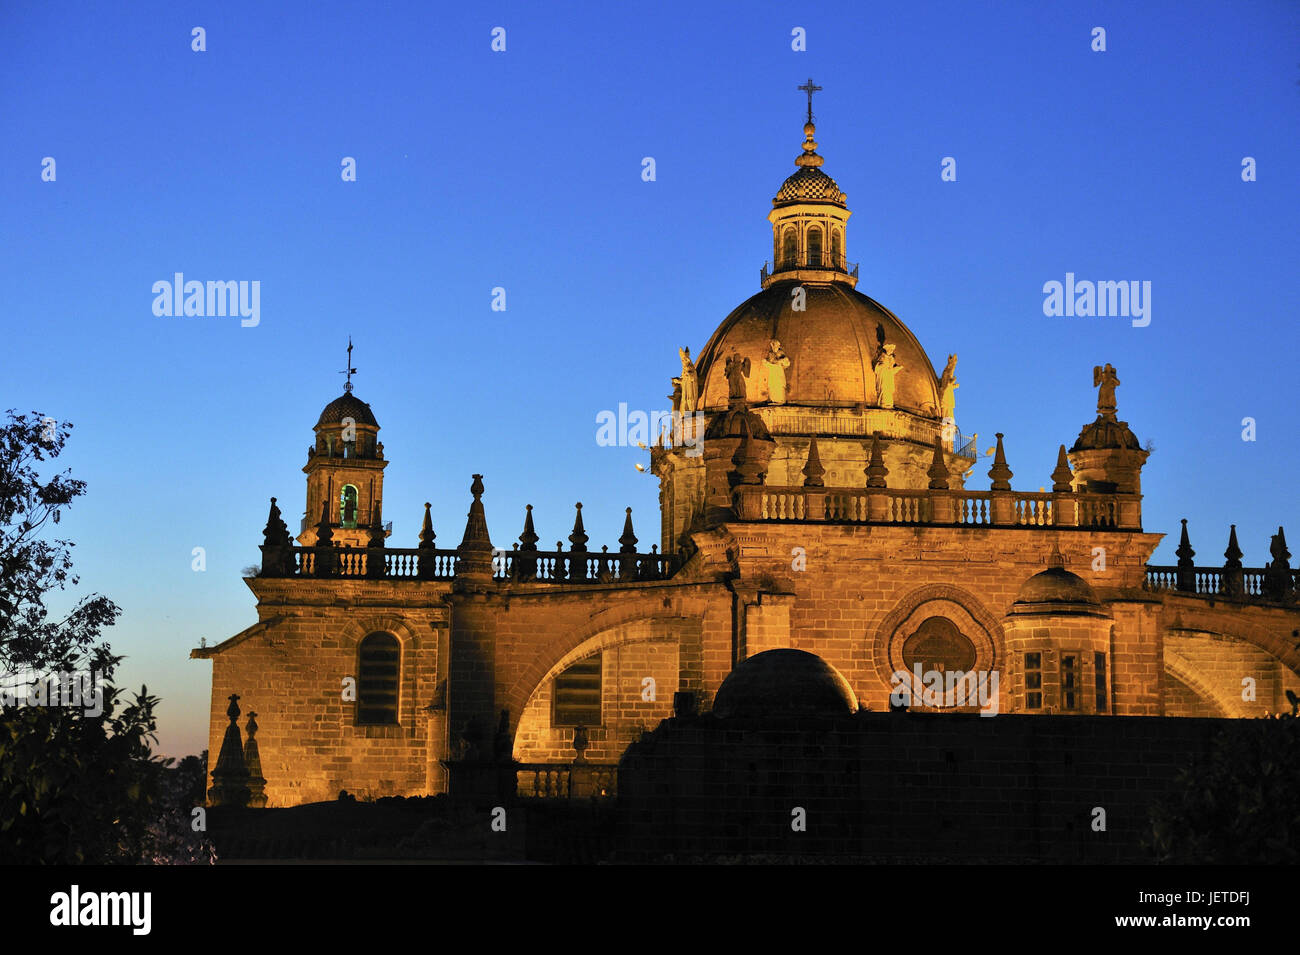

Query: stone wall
left=201, top=579, right=448, bottom=807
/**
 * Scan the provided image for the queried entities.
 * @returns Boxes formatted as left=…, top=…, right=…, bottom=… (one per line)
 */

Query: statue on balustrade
left=1094, top=363, right=1120, bottom=417
left=678, top=347, right=699, bottom=412
left=873, top=343, right=903, bottom=409
left=763, top=339, right=791, bottom=404
left=725, top=352, right=751, bottom=404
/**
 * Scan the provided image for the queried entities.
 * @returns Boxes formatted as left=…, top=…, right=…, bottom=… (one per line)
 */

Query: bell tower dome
left=298, top=341, right=390, bottom=546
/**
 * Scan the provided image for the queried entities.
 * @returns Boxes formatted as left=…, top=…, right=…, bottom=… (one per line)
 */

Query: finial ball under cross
left=798, top=78, right=823, bottom=123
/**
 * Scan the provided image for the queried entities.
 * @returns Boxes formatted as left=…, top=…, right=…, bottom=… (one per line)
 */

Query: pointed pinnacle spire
left=619, top=508, right=638, bottom=554
left=1224, top=524, right=1243, bottom=567
left=459, top=475, right=492, bottom=550
left=314, top=497, right=333, bottom=546
left=1051, top=445, right=1073, bottom=493
left=802, top=437, right=825, bottom=488
left=1176, top=519, right=1195, bottom=565
left=988, top=433, right=1013, bottom=491
left=1047, top=543, right=1066, bottom=570
left=262, top=496, right=291, bottom=547
left=568, top=502, right=588, bottom=552
left=367, top=499, right=385, bottom=549
left=418, top=502, right=436, bottom=549
left=865, top=432, right=888, bottom=488
left=731, top=426, right=765, bottom=485
left=927, top=436, right=950, bottom=490
left=208, top=692, right=250, bottom=808
left=518, top=504, right=538, bottom=551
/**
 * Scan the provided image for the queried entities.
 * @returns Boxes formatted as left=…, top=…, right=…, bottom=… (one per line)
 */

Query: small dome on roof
left=714, top=648, right=858, bottom=719
left=1071, top=416, right=1140, bottom=452
left=776, top=166, right=845, bottom=204
left=1014, top=567, right=1098, bottom=606
left=316, top=392, right=378, bottom=429
left=1010, top=551, right=1109, bottom=617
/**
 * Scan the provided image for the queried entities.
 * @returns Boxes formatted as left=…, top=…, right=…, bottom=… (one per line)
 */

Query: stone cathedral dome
left=689, top=108, right=942, bottom=415
left=693, top=283, right=941, bottom=413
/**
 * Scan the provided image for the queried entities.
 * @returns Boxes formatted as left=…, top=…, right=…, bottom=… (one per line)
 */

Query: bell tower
left=298, top=341, right=390, bottom=547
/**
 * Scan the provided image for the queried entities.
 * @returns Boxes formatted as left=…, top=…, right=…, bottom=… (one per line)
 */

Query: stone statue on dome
left=678, top=347, right=699, bottom=412
left=1093, top=363, right=1119, bottom=417
left=725, top=353, right=751, bottom=404
left=763, top=339, right=791, bottom=404
left=939, top=354, right=959, bottom=420
left=873, top=343, right=903, bottom=409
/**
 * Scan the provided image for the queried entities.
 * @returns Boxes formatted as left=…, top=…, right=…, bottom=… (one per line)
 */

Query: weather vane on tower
left=798, top=77, right=822, bottom=124
left=340, top=337, right=357, bottom=393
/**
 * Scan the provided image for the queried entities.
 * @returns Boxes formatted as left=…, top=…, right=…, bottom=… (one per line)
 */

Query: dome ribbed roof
left=714, top=649, right=858, bottom=719
left=316, top=392, right=378, bottom=428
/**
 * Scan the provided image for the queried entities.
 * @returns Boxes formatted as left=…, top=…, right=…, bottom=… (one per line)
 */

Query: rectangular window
left=1061, top=654, right=1078, bottom=711
left=1095, top=651, right=1108, bottom=712
left=1025, top=652, right=1042, bottom=709
left=553, top=655, right=602, bottom=727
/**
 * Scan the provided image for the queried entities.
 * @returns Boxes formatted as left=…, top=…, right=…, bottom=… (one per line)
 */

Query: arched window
left=831, top=229, right=842, bottom=269
left=340, top=485, right=359, bottom=528
left=357, top=632, right=400, bottom=724
left=806, top=226, right=823, bottom=267
left=553, top=654, right=602, bottom=727
left=781, top=227, right=797, bottom=267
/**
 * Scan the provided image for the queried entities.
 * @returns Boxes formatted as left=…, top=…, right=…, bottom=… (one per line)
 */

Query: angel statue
left=1093, top=363, right=1119, bottom=417
left=725, top=352, right=751, bottom=404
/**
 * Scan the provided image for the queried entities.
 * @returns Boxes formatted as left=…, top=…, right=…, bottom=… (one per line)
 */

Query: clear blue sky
left=2, top=0, right=1296, bottom=756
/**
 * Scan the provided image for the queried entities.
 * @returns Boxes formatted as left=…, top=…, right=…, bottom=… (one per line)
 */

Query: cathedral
left=196, top=94, right=1300, bottom=808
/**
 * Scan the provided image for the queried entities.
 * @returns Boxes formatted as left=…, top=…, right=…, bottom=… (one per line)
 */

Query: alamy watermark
left=596, top=403, right=704, bottom=457
left=889, top=665, right=1000, bottom=716
left=1042, top=273, right=1150, bottom=327
left=1, top=669, right=105, bottom=717
left=152, top=273, right=260, bottom=327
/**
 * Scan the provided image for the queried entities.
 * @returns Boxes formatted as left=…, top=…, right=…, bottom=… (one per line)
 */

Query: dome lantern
left=763, top=80, right=856, bottom=289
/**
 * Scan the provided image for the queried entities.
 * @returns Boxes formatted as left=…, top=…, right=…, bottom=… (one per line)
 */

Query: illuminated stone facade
left=195, top=111, right=1300, bottom=808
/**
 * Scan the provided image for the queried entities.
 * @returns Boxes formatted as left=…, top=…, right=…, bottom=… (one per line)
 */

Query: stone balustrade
left=516, top=763, right=618, bottom=799
left=264, top=544, right=677, bottom=583
left=749, top=485, right=1135, bottom=530
left=1144, top=565, right=1297, bottom=603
